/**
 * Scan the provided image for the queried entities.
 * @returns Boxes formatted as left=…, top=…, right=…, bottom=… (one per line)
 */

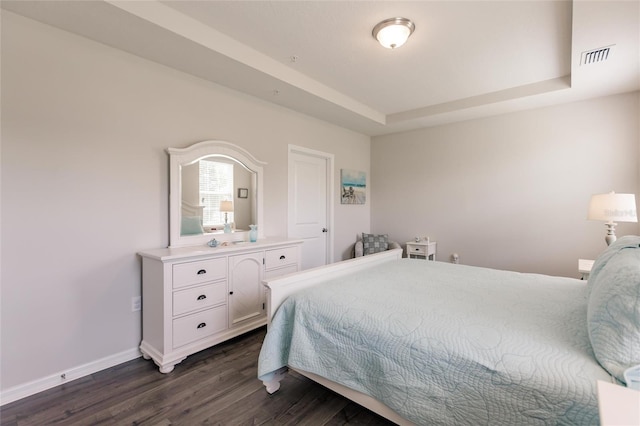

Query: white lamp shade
left=588, top=192, right=637, bottom=223
left=220, top=200, right=234, bottom=212
left=376, top=25, right=411, bottom=49
left=372, top=17, right=415, bottom=49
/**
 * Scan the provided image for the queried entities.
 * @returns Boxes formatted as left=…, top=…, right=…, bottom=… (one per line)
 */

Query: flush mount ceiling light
left=372, top=17, right=415, bottom=49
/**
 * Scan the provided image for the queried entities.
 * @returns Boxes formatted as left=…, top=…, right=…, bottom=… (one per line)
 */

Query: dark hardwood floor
left=1, top=327, right=395, bottom=425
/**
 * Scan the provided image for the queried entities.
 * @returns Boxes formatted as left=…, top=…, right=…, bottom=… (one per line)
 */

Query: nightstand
left=579, top=259, right=594, bottom=280
left=597, top=380, right=640, bottom=425
left=406, top=241, right=437, bottom=260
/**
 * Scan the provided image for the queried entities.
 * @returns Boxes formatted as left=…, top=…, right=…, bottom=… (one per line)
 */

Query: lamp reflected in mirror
left=220, top=200, right=234, bottom=233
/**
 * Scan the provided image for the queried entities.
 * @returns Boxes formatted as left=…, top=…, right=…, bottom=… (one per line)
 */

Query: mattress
left=258, top=259, right=613, bottom=425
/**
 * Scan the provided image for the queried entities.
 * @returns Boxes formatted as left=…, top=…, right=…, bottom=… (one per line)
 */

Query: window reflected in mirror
left=180, top=156, right=253, bottom=236
left=200, top=160, right=234, bottom=227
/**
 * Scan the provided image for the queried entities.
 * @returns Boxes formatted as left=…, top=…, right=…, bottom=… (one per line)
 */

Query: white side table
left=579, top=259, right=594, bottom=280
left=597, top=380, right=640, bottom=425
left=406, top=241, right=437, bottom=260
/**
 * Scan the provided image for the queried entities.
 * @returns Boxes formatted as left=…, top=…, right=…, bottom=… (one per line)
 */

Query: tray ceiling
left=2, top=1, right=639, bottom=135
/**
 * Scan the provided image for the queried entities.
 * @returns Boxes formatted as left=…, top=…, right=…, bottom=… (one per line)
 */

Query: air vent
left=581, top=45, right=615, bottom=66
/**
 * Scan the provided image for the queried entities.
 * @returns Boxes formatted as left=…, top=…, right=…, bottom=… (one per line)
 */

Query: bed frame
left=261, top=248, right=415, bottom=426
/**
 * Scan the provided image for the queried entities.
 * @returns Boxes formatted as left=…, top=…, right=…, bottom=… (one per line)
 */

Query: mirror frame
left=168, top=140, right=266, bottom=248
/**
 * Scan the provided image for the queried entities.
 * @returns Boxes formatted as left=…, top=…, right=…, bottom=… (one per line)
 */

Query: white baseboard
left=0, top=347, right=142, bottom=406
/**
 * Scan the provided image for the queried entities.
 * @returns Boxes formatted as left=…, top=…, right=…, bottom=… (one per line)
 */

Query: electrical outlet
left=131, top=296, right=141, bottom=312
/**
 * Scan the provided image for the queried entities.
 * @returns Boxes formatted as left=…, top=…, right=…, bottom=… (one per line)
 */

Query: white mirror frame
left=168, top=140, right=266, bottom=248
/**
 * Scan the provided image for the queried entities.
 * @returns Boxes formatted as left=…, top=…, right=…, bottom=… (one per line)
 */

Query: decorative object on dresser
left=139, top=239, right=302, bottom=373
left=405, top=238, right=436, bottom=260
left=588, top=191, right=637, bottom=245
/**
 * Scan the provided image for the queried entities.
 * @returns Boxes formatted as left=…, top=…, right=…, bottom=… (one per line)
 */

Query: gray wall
left=1, top=12, right=370, bottom=394
left=372, top=92, right=640, bottom=277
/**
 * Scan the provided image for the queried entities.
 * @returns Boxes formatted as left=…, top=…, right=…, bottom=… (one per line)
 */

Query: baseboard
left=0, top=347, right=142, bottom=406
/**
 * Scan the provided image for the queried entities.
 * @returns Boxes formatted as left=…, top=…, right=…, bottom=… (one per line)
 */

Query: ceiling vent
left=580, top=45, right=615, bottom=66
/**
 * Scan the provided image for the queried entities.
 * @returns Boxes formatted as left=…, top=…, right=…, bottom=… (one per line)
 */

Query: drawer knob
left=197, top=322, right=206, bottom=329
left=197, top=269, right=207, bottom=275
left=197, top=295, right=206, bottom=300
left=279, top=255, right=286, bottom=260
left=414, top=248, right=420, bottom=251
left=229, top=291, right=234, bottom=295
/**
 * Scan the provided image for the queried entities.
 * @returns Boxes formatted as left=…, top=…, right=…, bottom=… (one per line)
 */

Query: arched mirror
left=168, top=140, right=265, bottom=248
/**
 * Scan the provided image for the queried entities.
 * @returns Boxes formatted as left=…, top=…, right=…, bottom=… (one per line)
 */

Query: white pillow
left=587, top=235, right=640, bottom=383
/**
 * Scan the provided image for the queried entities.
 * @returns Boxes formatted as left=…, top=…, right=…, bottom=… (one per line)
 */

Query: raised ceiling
left=2, top=1, right=639, bottom=136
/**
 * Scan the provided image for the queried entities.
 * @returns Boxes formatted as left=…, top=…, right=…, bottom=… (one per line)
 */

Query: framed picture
left=341, top=169, right=366, bottom=204
left=237, top=188, right=248, bottom=198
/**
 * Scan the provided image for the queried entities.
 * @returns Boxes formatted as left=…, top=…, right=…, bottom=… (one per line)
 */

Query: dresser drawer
left=265, top=246, right=299, bottom=270
left=408, top=244, right=426, bottom=256
left=173, top=306, right=227, bottom=348
left=173, top=258, right=226, bottom=289
left=173, top=282, right=227, bottom=317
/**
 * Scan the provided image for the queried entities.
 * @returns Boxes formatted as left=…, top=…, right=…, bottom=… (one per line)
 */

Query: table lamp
left=588, top=191, right=637, bottom=245
left=220, top=200, right=233, bottom=233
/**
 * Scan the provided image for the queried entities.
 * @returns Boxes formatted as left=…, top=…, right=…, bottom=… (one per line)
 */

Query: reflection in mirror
left=168, top=140, right=265, bottom=248
left=180, top=156, right=254, bottom=235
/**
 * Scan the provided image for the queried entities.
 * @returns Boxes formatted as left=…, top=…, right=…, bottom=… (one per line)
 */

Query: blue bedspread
left=258, top=259, right=613, bottom=425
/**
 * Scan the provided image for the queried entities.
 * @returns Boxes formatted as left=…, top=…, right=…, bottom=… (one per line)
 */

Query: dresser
left=138, top=238, right=302, bottom=373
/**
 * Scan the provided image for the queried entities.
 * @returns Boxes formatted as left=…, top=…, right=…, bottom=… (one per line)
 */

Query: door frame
left=287, top=144, right=334, bottom=266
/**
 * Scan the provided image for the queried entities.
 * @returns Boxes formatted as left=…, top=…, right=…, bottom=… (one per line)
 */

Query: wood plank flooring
left=1, top=327, right=395, bottom=425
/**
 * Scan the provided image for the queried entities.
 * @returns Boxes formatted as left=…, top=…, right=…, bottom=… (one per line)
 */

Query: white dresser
left=138, top=238, right=302, bottom=373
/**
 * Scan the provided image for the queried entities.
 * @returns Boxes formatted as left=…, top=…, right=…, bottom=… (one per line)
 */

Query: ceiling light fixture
left=372, top=17, right=415, bottom=49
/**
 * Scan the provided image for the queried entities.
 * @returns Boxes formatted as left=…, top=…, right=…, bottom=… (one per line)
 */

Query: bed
left=180, top=200, right=205, bottom=235
left=257, top=236, right=640, bottom=425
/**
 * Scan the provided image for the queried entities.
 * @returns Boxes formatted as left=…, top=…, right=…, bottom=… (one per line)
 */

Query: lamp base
left=224, top=223, right=231, bottom=233
left=604, top=222, right=617, bottom=246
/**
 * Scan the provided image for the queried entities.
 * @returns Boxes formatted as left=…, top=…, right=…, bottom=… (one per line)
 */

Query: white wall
left=372, top=92, right=639, bottom=277
left=0, top=12, right=370, bottom=397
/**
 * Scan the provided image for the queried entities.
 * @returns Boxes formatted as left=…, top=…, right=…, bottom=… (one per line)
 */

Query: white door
left=288, top=146, right=333, bottom=270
